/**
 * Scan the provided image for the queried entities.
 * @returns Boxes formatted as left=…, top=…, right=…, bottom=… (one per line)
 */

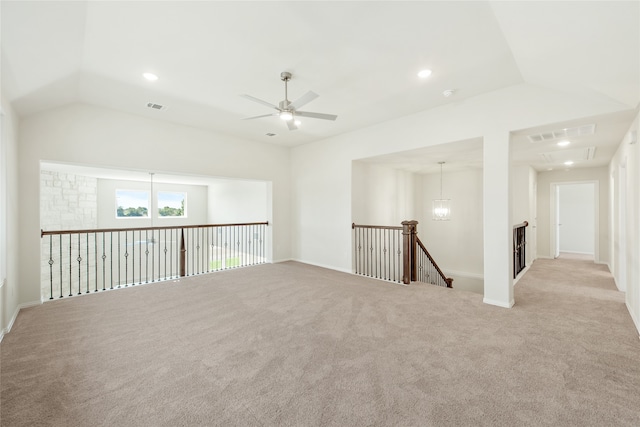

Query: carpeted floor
left=1, top=259, right=639, bottom=426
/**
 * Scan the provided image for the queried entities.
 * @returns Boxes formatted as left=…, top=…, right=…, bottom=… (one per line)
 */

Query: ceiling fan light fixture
left=418, top=69, right=432, bottom=79
left=280, top=111, right=293, bottom=121
left=294, top=120, right=301, bottom=126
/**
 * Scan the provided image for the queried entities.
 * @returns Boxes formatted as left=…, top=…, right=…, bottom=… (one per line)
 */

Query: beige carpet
left=2, top=259, right=639, bottom=426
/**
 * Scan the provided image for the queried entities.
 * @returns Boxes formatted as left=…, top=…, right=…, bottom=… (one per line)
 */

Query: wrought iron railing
left=513, top=221, right=528, bottom=278
left=352, top=220, right=452, bottom=287
left=41, top=222, right=268, bottom=300
left=352, top=223, right=403, bottom=283
left=415, top=237, right=453, bottom=288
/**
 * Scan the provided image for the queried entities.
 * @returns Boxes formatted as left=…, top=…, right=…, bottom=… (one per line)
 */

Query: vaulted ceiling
left=2, top=1, right=639, bottom=171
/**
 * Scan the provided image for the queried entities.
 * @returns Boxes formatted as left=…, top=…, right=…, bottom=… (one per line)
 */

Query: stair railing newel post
left=401, top=220, right=419, bottom=285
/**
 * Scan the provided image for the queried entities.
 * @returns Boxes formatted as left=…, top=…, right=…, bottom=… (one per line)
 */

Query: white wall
left=291, top=83, right=628, bottom=307
left=559, top=183, right=595, bottom=254
left=610, top=111, right=639, bottom=335
left=418, top=169, right=484, bottom=279
left=207, top=179, right=268, bottom=224
left=351, top=162, right=417, bottom=226
left=528, top=167, right=538, bottom=266
left=0, top=97, right=21, bottom=339
left=18, top=103, right=291, bottom=305
left=98, top=179, right=208, bottom=228
left=536, top=168, right=608, bottom=263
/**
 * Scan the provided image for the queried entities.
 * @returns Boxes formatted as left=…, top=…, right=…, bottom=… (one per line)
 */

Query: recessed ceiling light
left=143, top=72, right=158, bottom=81
left=557, top=140, right=570, bottom=147
left=417, top=69, right=432, bottom=78
left=443, top=89, right=456, bottom=97
left=564, top=160, right=574, bottom=166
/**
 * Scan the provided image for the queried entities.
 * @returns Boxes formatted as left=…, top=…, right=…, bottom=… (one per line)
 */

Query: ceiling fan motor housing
left=279, top=100, right=291, bottom=110
left=280, top=71, right=292, bottom=81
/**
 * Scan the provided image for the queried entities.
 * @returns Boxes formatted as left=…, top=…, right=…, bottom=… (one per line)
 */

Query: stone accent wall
left=40, top=170, right=98, bottom=231
left=40, top=170, right=98, bottom=300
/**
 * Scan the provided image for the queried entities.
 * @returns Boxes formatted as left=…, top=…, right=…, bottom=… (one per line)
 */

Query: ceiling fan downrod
left=280, top=71, right=292, bottom=108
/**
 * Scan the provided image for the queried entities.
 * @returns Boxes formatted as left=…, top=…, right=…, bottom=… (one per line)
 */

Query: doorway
left=550, top=181, right=598, bottom=261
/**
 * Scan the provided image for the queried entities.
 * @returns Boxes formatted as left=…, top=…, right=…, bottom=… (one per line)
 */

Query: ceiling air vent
left=528, top=124, right=595, bottom=143
left=146, top=102, right=167, bottom=111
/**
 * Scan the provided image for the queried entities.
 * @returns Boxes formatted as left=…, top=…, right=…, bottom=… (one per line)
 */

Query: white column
left=483, top=131, right=514, bottom=308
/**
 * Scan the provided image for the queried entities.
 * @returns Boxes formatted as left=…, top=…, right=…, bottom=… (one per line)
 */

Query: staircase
left=352, top=220, right=453, bottom=288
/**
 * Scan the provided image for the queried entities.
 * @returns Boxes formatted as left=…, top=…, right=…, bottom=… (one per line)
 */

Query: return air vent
left=528, top=124, right=595, bottom=143
left=146, top=102, right=167, bottom=111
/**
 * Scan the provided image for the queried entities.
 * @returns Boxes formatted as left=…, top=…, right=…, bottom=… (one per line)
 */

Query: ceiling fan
left=241, top=71, right=337, bottom=131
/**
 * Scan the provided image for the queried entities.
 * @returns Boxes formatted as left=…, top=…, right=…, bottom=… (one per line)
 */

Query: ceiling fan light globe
left=280, top=112, right=293, bottom=121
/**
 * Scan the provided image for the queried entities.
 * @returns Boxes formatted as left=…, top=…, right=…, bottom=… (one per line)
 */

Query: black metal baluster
left=396, top=232, right=402, bottom=284
left=68, top=235, right=73, bottom=296
left=94, top=233, right=98, bottom=292
left=124, top=231, right=129, bottom=287
left=102, top=232, right=106, bottom=291
left=86, top=233, right=90, bottom=293
left=77, top=234, right=82, bottom=295
left=206, top=227, right=213, bottom=272
left=48, top=235, right=54, bottom=300
left=110, top=232, right=114, bottom=289
left=145, top=229, right=149, bottom=283
left=196, top=228, right=200, bottom=274
left=188, top=227, right=192, bottom=275
left=163, top=229, right=168, bottom=279
left=59, top=235, right=63, bottom=298
left=117, top=232, right=121, bottom=288
left=152, top=228, right=156, bottom=282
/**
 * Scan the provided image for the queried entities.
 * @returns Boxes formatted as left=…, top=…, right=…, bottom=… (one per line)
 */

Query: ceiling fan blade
left=295, top=111, right=338, bottom=121
left=286, top=120, right=298, bottom=131
left=288, top=91, right=319, bottom=110
left=242, top=113, right=279, bottom=120
left=240, top=94, right=279, bottom=110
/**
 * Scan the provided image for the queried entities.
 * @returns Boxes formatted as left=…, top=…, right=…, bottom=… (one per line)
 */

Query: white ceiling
left=2, top=1, right=639, bottom=175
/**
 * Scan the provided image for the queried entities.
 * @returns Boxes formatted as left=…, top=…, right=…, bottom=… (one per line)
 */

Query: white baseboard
left=1, top=300, right=41, bottom=343
left=560, top=250, right=594, bottom=255
left=513, top=264, right=531, bottom=285
left=626, top=301, right=640, bottom=339
left=441, top=269, right=483, bottom=280
left=288, top=259, right=352, bottom=275
left=483, top=297, right=515, bottom=308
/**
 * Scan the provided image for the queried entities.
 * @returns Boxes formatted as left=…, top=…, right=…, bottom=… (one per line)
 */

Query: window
left=158, top=191, right=186, bottom=218
left=116, top=190, right=149, bottom=218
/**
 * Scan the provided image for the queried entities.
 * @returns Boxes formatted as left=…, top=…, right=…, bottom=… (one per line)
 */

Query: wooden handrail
left=352, top=223, right=402, bottom=231
left=416, top=237, right=453, bottom=287
left=42, top=221, right=269, bottom=237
